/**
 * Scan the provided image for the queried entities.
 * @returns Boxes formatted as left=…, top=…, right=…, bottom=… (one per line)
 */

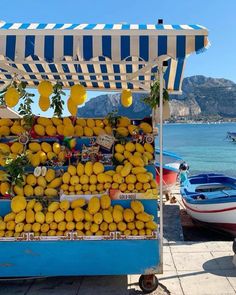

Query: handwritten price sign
left=96, top=134, right=115, bottom=150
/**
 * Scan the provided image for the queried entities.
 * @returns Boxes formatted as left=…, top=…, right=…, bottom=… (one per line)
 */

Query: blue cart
left=0, top=20, right=209, bottom=293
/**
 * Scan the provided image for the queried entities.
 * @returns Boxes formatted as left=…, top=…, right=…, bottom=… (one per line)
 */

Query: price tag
left=96, top=134, right=115, bottom=150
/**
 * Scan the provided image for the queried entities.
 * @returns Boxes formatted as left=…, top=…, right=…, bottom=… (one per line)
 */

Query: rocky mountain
left=78, top=76, right=236, bottom=120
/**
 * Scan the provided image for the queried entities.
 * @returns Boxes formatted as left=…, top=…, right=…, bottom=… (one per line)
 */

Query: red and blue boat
left=155, top=149, right=183, bottom=188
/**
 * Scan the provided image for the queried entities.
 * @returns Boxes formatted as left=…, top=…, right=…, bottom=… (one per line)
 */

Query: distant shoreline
left=164, top=121, right=236, bottom=125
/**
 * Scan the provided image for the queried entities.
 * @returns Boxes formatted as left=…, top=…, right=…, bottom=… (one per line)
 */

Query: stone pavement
left=0, top=241, right=235, bottom=295
left=129, top=241, right=236, bottom=295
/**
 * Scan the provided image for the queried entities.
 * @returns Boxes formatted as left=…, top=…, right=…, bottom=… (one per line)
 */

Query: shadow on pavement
left=203, top=256, right=236, bottom=277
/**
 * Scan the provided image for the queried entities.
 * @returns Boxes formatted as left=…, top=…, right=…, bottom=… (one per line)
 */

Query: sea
left=157, top=122, right=236, bottom=177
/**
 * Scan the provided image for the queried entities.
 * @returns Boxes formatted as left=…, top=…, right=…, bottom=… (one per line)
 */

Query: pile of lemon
left=0, top=140, right=65, bottom=168
left=26, top=141, right=65, bottom=167
left=0, top=116, right=153, bottom=139
left=61, top=160, right=157, bottom=195
left=17, top=169, right=61, bottom=198
left=61, top=162, right=108, bottom=195
left=33, top=117, right=113, bottom=137
left=0, top=142, right=24, bottom=166
left=0, top=195, right=157, bottom=237
left=0, top=118, right=26, bottom=137
left=115, top=117, right=152, bottom=137
left=115, top=141, right=154, bottom=165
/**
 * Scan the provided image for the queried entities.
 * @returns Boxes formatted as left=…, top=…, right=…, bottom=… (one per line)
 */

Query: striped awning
left=0, top=22, right=209, bottom=93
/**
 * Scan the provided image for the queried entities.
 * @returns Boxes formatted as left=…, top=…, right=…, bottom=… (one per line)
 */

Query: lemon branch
left=142, top=80, right=169, bottom=109
left=5, top=153, right=30, bottom=188
left=50, top=83, right=65, bottom=118
left=17, top=82, right=35, bottom=128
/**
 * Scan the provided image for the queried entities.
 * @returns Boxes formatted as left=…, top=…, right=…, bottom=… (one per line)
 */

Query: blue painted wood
left=0, top=199, right=159, bottom=277
left=0, top=239, right=159, bottom=277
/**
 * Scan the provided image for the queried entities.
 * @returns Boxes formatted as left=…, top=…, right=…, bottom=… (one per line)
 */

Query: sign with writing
left=96, top=134, right=115, bottom=150
left=109, top=189, right=158, bottom=200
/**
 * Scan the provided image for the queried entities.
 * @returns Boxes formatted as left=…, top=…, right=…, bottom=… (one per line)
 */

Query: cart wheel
left=138, top=274, right=159, bottom=294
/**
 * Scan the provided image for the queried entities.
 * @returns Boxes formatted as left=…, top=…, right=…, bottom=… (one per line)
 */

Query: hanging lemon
left=37, top=81, right=53, bottom=97
left=4, top=86, right=20, bottom=107
left=121, top=89, right=132, bottom=108
left=39, top=96, right=50, bottom=112
left=70, top=84, right=87, bottom=105
left=67, top=97, right=77, bottom=116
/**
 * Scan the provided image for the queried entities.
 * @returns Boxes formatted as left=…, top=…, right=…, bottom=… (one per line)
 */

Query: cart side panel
left=0, top=239, right=159, bottom=276
left=0, top=199, right=159, bottom=277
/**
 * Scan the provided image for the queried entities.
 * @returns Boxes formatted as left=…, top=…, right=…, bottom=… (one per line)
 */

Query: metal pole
left=158, top=62, right=164, bottom=273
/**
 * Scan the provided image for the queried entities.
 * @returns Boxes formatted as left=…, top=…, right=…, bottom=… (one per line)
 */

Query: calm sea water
left=156, top=122, right=236, bottom=177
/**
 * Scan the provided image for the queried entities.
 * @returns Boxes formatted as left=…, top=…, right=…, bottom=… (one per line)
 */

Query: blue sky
left=1, top=0, right=236, bottom=115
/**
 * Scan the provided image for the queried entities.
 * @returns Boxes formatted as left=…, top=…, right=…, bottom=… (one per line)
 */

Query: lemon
left=125, top=142, right=135, bottom=152
left=15, top=210, right=26, bottom=223
left=54, top=209, right=65, bottom=223
left=75, top=125, right=84, bottom=137
left=121, top=89, right=132, bottom=107
left=4, top=86, right=20, bottom=107
left=60, top=200, right=70, bottom=212
left=51, top=117, right=62, bottom=126
left=116, top=127, right=129, bottom=137
left=70, top=175, right=79, bottom=186
left=76, top=118, right=86, bottom=127
left=38, top=81, right=53, bottom=97
left=117, top=117, right=130, bottom=127
left=34, top=186, right=44, bottom=197
left=117, top=221, right=127, bottom=232
left=80, top=175, right=89, bottom=184
left=139, top=122, right=152, bottom=134
left=114, top=153, right=125, bottom=163
left=93, top=162, right=104, bottom=175
left=11, top=196, right=27, bottom=213
left=67, top=97, right=77, bottom=116
left=87, top=118, right=95, bottom=128
left=73, top=207, right=84, bottom=222
left=70, top=84, right=86, bottom=105
left=84, top=126, right=93, bottom=137
left=68, top=165, right=77, bottom=176
left=45, top=212, right=54, bottom=224
left=88, top=196, right=100, bottom=215
left=85, top=161, right=93, bottom=176
left=39, top=96, right=50, bottom=112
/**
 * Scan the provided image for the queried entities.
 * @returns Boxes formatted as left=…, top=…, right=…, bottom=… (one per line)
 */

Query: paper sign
left=96, top=134, right=115, bottom=150
left=109, top=189, right=158, bottom=200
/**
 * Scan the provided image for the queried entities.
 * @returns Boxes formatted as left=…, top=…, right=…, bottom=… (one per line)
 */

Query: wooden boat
left=180, top=173, right=236, bottom=236
left=227, top=132, right=236, bottom=141
left=155, top=149, right=183, bottom=188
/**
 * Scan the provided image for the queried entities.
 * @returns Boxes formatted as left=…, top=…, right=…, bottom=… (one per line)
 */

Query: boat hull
left=156, top=167, right=178, bottom=186
left=182, top=198, right=236, bottom=236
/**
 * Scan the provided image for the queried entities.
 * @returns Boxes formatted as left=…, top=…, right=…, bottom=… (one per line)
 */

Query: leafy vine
left=50, top=83, right=65, bottom=118
left=142, top=80, right=169, bottom=109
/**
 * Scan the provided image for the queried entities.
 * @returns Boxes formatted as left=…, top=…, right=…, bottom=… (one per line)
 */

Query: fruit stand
left=0, top=22, right=209, bottom=293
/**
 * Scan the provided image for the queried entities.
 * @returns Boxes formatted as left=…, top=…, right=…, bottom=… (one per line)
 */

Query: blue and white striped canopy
left=0, top=22, right=209, bottom=93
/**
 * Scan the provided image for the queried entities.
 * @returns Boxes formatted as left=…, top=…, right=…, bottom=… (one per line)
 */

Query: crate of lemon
left=0, top=195, right=157, bottom=240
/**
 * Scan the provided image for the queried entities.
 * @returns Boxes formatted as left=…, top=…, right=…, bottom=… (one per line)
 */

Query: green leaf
left=50, top=82, right=66, bottom=118
left=142, top=80, right=169, bottom=109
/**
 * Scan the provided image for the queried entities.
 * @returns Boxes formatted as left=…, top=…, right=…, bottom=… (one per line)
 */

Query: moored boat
left=180, top=173, right=236, bottom=236
left=227, top=132, right=236, bottom=141
left=155, top=149, right=183, bottom=188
